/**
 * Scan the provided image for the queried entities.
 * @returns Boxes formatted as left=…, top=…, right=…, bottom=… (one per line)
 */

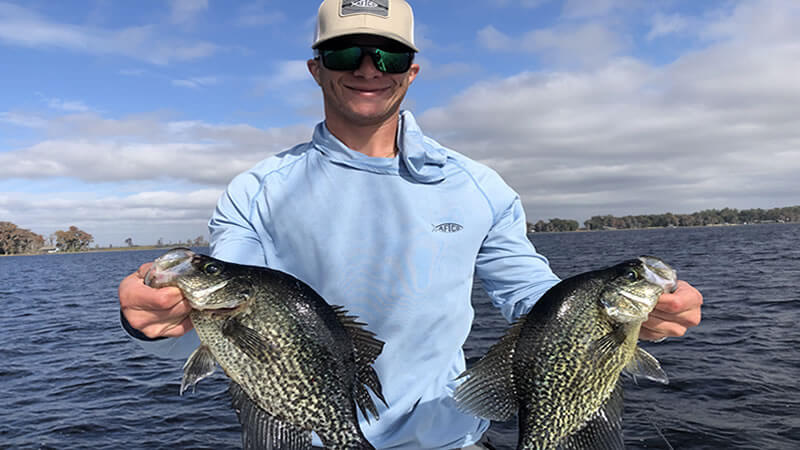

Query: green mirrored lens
left=322, top=47, right=363, bottom=71
left=372, top=49, right=412, bottom=73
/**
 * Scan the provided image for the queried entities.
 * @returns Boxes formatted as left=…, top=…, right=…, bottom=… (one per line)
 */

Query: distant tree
left=533, top=218, right=579, bottom=232
left=125, top=237, right=134, bottom=247
left=54, top=226, right=94, bottom=252
left=0, top=222, right=45, bottom=254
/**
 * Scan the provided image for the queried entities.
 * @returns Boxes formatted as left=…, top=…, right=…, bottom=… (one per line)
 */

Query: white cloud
left=234, top=1, right=286, bottom=27
left=0, top=188, right=220, bottom=246
left=0, top=114, right=312, bottom=185
left=421, top=2, right=800, bottom=223
left=253, top=60, right=314, bottom=94
left=0, top=111, right=46, bottom=128
left=561, top=0, right=641, bottom=18
left=40, top=96, right=90, bottom=112
left=478, top=23, right=628, bottom=67
left=647, top=13, right=690, bottom=40
left=477, top=25, right=513, bottom=51
left=0, top=2, right=219, bottom=64
left=169, top=0, right=209, bottom=24
left=414, top=57, right=480, bottom=81
left=172, top=76, right=219, bottom=89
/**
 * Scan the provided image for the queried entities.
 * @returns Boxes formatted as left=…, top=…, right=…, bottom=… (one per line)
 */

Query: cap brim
left=313, top=30, right=419, bottom=52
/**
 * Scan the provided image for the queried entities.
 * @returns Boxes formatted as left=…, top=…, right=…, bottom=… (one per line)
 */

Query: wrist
left=119, top=310, right=167, bottom=341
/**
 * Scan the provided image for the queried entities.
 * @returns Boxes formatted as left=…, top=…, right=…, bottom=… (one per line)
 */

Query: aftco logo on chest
left=432, top=223, right=464, bottom=233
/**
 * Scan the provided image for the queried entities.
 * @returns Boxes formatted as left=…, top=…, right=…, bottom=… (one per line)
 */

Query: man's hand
left=119, top=262, right=194, bottom=339
left=641, top=280, right=703, bottom=341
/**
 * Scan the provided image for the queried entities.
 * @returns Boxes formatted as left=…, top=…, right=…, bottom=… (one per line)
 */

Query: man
left=119, top=0, right=703, bottom=448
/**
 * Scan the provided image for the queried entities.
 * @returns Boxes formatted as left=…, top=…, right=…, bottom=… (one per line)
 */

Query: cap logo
left=341, top=0, right=389, bottom=17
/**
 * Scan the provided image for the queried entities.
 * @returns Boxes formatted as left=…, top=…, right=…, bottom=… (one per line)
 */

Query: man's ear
left=307, top=59, right=322, bottom=86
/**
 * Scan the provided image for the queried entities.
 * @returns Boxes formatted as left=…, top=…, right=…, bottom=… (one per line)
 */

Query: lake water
left=1, top=223, right=798, bottom=449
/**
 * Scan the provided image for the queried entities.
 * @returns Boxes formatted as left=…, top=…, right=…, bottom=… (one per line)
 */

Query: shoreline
left=0, top=245, right=207, bottom=258
left=3, top=222, right=796, bottom=256
left=528, top=221, right=796, bottom=234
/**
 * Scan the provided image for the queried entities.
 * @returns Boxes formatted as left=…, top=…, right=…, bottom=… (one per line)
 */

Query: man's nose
left=353, top=52, right=382, bottom=77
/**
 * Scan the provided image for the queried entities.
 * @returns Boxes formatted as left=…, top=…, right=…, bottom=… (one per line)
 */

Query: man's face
left=307, top=35, right=420, bottom=128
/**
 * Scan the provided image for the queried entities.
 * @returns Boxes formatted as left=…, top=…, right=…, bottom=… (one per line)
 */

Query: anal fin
left=624, top=347, right=669, bottom=384
left=229, top=382, right=311, bottom=450
left=181, top=345, right=217, bottom=395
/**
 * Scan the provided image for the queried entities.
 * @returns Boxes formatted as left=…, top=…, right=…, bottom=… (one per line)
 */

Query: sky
left=1, top=0, right=799, bottom=247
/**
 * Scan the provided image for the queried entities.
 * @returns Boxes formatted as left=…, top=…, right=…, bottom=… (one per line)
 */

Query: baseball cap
left=312, top=0, right=419, bottom=52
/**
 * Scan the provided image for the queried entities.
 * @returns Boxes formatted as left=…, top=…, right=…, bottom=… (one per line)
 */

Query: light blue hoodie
left=127, top=111, right=560, bottom=449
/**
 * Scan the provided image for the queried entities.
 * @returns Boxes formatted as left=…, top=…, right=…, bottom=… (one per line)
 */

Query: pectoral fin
left=624, top=347, right=669, bottom=384
left=221, top=318, right=277, bottom=362
left=181, top=345, right=217, bottom=395
left=588, top=325, right=628, bottom=365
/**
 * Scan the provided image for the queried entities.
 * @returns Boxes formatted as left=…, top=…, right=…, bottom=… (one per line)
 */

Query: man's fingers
left=119, top=266, right=192, bottom=339
left=656, top=280, right=704, bottom=315
left=641, top=314, right=688, bottom=340
left=135, top=262, right=153, bottom=279
left=140, top=316, right=195, bottom=339
left=641, top=280, right=703, bottom=341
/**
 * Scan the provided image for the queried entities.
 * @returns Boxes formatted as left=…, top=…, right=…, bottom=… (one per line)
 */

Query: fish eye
left=203, top=262, right=223, bottom=275
left=624, top=269, right=639, bottom=281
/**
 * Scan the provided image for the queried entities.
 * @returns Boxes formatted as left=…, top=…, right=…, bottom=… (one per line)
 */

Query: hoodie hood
left=312, top=110, right=446, bottom=183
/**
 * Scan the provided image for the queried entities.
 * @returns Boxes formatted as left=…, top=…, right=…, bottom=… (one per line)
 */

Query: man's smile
left=344, top=84, right=392, bottom=95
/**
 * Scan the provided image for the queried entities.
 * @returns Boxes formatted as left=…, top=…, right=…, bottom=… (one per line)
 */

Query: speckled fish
left=454, top=256, right=677, bottom=450
left=144, top=248, right=386, bottom=450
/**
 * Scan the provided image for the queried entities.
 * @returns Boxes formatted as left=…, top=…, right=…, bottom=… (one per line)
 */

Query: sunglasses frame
left=315, top=45, right=415, bottom=74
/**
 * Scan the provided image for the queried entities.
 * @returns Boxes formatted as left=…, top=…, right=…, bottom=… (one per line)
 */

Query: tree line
left=0, top=221, right=210, bottom=255
left=0, top=222, right=95, bottom=255
left=529, top=206, right=800, bottom=232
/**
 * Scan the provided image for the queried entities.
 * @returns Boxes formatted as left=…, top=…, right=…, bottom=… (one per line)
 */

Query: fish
left=453, top=256, right=678, bottom=450
left=144, top=248, right=386, bottom=450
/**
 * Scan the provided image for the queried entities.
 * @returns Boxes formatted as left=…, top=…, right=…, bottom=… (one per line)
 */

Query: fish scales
left=514, top=275, right=638, bottom=448
left=454, top=257, right=676, bottom=450
left=192, top=274, right=360, bottom=442
left=145, top=248, right=385, bottom=449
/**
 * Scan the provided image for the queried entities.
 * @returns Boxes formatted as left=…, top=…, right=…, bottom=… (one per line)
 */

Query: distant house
left=39, top=246, right=58, bottom=253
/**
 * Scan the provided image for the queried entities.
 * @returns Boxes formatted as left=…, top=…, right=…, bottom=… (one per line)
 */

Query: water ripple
left=2, top=227, right=799, bottom=449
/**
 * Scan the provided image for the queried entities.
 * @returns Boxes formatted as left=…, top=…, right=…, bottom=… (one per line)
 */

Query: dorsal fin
left=332, top=305, right=387, bottom=420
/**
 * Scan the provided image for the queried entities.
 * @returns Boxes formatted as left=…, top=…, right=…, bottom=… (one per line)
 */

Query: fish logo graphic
left=432, top=223, right=464, bottom=233
left=342, top=0, right=388, bottom=16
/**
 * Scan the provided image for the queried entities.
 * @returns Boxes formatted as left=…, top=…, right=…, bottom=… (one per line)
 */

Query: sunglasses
left=317, top=46, right=415, bottom=74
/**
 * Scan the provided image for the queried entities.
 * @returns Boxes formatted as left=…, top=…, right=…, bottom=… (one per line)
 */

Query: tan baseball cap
left=312, top=0, right=419, bottom=52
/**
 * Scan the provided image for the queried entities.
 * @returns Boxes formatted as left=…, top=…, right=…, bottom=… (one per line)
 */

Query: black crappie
left=145, top=248, right=386, bottom=450
left=454, top=256, right=677, bottom=450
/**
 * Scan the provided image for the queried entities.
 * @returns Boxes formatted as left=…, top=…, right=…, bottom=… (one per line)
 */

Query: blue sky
left=1, top=0, right=799, bottom=247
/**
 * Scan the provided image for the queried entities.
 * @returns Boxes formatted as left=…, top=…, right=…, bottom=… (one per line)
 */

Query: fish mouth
left=639, top=256, right=678, bottom=293
left=144, top=247, right=195, bottom=288
left=184, top=280, right=242, bottom=311
left=618, top=289, right=655, bottom=307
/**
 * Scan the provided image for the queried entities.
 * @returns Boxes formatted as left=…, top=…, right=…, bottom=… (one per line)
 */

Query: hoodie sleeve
left=474, top=190, right=561, bottom=323
left=208, top=170, right=270, bottom=267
